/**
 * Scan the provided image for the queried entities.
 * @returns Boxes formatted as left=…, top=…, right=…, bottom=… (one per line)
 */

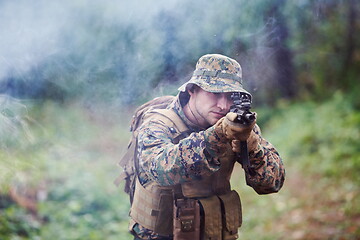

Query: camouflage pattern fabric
left=132, top=223, right=171, bottom=240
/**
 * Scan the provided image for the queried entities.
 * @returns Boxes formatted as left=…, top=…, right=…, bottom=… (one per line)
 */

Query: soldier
left=126, top=54, right=285, bottom=240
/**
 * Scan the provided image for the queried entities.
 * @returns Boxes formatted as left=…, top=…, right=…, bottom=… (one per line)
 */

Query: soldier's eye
left=212, top=92, right=221, bottom=96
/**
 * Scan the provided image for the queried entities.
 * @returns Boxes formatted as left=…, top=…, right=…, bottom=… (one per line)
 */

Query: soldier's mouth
left=212, top=112, right=226, bottom=119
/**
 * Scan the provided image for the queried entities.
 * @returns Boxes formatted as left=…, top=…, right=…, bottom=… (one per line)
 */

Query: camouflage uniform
left=130, top=54, right=285, bottom=239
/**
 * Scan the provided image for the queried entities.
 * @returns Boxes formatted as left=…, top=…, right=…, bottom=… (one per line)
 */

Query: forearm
left=138, top=124, right=222, bottom=186
left=242, top=126, right=285, bottom=194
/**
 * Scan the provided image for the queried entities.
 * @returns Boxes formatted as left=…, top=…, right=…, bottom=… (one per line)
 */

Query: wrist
left=212, top=119, right=229, bottom=143
left=203, top=125, right=230, bottom=159
left=249, top=143, right=264, bottom=158
left=247, top=130, right=261, bottom=152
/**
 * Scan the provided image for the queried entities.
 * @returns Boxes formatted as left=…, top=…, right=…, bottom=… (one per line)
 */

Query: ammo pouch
left=198, top=190, right=242, bottom=240
left=218, top=190, right=242, bottom=240
left=173, top=198, right=200, bottom=240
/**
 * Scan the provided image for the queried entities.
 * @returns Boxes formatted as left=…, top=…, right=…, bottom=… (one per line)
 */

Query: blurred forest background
left=0, top=0, right=359, bottom=239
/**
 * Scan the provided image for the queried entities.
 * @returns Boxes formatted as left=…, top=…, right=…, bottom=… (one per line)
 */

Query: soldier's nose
left=217, top=95, right=230, bottom=111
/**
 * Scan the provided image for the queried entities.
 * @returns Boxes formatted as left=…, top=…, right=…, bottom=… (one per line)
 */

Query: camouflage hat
left=178, top=54, right=250, bottom=94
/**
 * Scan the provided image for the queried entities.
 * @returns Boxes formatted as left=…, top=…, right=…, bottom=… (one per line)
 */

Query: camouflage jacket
left=136, top=94, right=285, bottom=194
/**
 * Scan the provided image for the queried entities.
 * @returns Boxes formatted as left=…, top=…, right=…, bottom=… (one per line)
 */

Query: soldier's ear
left=187, top=84, right=198, bottom=95
left=187, top=84, right=195, bottom=96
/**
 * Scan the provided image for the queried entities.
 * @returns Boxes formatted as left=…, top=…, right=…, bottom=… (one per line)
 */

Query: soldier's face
left=188, top=87, right=232, bottom=128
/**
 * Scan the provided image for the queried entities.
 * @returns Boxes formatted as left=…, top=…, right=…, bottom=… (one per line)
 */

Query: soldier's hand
left=231, top=131, right=259, bottom=153
left=221, top=112, right=256, bottom=141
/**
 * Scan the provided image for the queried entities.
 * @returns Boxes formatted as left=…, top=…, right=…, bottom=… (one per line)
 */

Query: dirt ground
left=273, top=167, right=360, bottom=240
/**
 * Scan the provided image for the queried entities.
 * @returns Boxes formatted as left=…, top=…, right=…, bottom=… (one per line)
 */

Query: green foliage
left=0, top=101, right=132, bottom=240
left=263, top=91, right=360, bottom=182
left=283, top=0, right=360, bottom=100
left=0, top=205, right=41, bottom=240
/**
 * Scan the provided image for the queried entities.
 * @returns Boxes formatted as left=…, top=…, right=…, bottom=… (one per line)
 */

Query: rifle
left=230, top=92, right=256, bottom=168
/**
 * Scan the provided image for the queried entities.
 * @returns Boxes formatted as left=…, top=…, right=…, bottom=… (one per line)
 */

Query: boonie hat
left=178, top=54, right=250, bottom=94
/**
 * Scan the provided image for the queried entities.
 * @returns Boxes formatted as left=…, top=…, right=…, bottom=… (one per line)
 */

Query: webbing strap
left=118, top=138, right=136, bottom=168
left=151, top=109, right=189, bottom=133
left=193, top=70, right=242, bottom=83
left=113, top=172, right=125, bottom=187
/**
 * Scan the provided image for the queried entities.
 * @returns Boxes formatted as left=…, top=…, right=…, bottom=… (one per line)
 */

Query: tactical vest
left=130, top=109, right=242, bottom=240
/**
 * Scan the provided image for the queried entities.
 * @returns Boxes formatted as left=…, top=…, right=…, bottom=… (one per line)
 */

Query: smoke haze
left=1, top=0, right=283, bottom=105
